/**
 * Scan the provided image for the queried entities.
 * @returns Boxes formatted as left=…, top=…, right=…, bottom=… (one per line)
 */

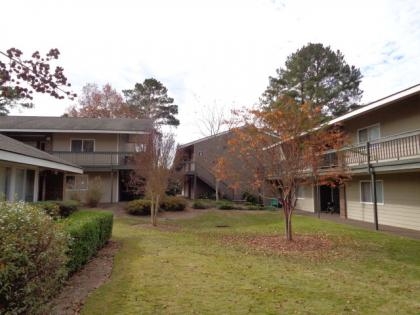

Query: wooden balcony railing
left=51, top=151, right=141, bottom=167
left=343, top=131, right=420, bottom=166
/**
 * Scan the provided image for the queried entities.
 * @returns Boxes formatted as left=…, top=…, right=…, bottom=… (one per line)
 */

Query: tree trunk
left=150, top=198, right=155, bottom=226
left=286, top=211, right=292, bottom=241
left=215, top=180, right=219, bottom=201
left=154, top=195, right=160, bottom=226
left=283, top=202, right=293, bottom=241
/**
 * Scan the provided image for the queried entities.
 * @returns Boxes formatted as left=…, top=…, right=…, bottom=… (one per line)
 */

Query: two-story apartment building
left=0, top=116, right=152, bottom=203
left=295, top=84, right=420, bottom=231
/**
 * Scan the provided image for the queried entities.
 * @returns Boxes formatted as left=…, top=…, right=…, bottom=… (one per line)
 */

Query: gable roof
left=178, top=130, right=231, bottom=149
left=0, top=116, right=153, bottom=134
left=0, top=134, right=82, bottom=173
left=329, top=83, right=420, bottom=125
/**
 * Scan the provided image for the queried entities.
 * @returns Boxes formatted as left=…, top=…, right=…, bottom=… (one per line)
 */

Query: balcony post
left=367, top=141, right=379, bottom=231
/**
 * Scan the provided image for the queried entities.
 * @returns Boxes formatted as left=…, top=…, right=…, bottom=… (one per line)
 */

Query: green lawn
left=82, top=210, right=420, bottom=315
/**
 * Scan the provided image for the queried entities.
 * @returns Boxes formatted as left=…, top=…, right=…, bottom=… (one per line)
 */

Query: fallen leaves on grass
left=134, top=223, right=182, bottom=232
left=221, top=234, right=336, bottom=260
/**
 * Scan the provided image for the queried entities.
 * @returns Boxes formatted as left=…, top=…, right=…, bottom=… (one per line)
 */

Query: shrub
left=192, top=200, right=208, bottom=209
left=218, top=203, right=234, bottom=210
left=64, top=210, right=113, bottom=274
left=33, top=200, right=60, bottom=218
left=125, top=199, right=151, bottom=215
left=0, top=201, right=68, bottom=314
left=57, top=200, right=80, bottom=217
left=85, top=176, right=103, bottom=207
left=242, top=191, right=259, bottom=204
left=160, top=196, right=187, bottom=211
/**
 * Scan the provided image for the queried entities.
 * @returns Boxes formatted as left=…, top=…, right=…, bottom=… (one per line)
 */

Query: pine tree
left=262, top=43, right=363, bottom=118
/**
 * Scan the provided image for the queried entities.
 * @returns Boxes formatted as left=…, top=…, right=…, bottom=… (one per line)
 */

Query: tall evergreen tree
left=261, top=43, right=363, bottom=117
left=123, top=78, right=179, bottom=126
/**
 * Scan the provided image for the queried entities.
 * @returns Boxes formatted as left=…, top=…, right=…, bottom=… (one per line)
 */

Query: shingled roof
left=0, top=134, right=82, bottom=172
left=0, top=116, right=153, bottom=134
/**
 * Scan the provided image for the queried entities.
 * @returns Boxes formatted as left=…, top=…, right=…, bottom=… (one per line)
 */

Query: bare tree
left=131, top=131, right=176, bottom=226
left=196, top=101, right=236, bottom=137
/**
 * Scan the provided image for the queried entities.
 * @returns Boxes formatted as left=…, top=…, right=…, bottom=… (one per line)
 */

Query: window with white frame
left=71, top=139, right=95, bottom=152
left=358, top=125, right=380, bottom=143
left=360, top=180, right=383, bottom=204
left=65, top=175, right=89, bottom=190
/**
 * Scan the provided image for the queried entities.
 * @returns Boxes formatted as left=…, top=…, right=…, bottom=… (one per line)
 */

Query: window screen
left=361, top=181, right=383, bottom=203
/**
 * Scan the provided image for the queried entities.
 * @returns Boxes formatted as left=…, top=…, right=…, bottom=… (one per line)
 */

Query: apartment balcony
left=344, top=131, right=420, bottom=165
left=181, top=161, right=196, bottom=174
left=265, top=132, right=420, bottom=178
left=51, top=151, right=142, bottom=170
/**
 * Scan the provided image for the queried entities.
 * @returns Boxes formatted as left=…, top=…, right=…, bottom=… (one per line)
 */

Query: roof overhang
left=0, top=129, right=149, bottom=135
left=329, top=84, right=420, bottom=125
left=0, top=150, right=83, bottom=173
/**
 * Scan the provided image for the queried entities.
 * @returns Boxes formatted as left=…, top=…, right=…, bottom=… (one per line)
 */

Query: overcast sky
left=2, top=0, right=420, bottom=144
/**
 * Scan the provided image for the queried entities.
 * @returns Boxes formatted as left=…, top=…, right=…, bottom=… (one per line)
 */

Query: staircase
left=186, top=161, right=234, bottom=200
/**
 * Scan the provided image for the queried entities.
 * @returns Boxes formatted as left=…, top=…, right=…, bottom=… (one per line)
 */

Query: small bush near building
left=242, top=191, right=259, bottom=204
left=125, top=199, right=152, bottom=215
left=160, top=196, right=187, bottom=211
left=0, top=201, right=68, bottom=314
left=85, top=176, right=103, bottom=207
left=57, top=200, right=80, bottom=217
left=192, top=200, right=209, bottom=209
left=33, top=200, right=61, bottom=218
left=33, top=200, right=80, bottom=218
left=64, top=210, right=113, bottom=274
left=218, top=203, right=235, bottom=210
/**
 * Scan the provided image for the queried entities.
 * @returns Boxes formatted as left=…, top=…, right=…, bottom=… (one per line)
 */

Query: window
left=71, top=139, right=94, bottom=152
left=135, top=143, right=147, bottom=152
left=296, top=186, right=305, bottom=199
left=65, top=175, right=89, bottom=190
left=358, top=125, right=380, bottom=143
left=360, top=180, right=383, bottom=204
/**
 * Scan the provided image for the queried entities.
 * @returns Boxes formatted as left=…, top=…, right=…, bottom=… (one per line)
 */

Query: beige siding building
left=295, top=84, right=420, bottom=231
left=0, top=116, right=152, bottom=203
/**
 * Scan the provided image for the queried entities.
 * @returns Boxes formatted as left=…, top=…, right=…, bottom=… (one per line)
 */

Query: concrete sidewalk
left=295, top=210, right=420, bottom=240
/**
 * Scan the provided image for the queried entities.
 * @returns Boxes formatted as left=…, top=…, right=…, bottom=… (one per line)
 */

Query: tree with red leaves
left=0, top=48, right=76, bottom=115
left=66, top=83, right=129, bottom=118
left=229, top=96, right=348, bottom=241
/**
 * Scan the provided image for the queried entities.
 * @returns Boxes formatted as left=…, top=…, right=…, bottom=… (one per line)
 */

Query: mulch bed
left=48, top=240, right=120, bottom=315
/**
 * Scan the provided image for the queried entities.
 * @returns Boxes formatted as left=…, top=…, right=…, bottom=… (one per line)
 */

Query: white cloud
left=2, top=0, right=420, bottom=143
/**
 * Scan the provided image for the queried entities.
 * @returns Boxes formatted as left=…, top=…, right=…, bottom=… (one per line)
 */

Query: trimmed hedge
left=64, top=211, right=113, bottom=274
left=160, top=196, right=187, bottom=211
left=0, top=201, right=68, bottom=314
left=125, top=199, right=151, bottom=216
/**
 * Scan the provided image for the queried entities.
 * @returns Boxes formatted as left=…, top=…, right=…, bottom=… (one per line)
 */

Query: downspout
left=367, top=141, right=379, bottom=230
